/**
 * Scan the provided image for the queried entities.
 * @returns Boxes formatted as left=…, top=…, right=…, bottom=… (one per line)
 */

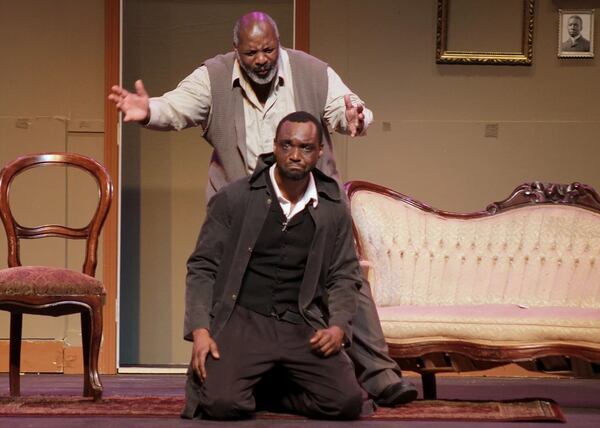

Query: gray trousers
left=348, top=277, right=403, bottom=396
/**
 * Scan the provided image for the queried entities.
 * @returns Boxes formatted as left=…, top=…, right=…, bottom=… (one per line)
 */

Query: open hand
left=344, top=94, right=365, bottom=137
left=108, top=79, right=151, bottom=123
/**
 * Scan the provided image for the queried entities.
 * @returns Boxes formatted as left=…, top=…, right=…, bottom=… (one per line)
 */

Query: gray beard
left=236, top=53, right=278, bottom=85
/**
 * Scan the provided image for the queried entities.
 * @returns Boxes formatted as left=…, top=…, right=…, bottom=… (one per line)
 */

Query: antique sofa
left=346, top=181, right=600, bottom=399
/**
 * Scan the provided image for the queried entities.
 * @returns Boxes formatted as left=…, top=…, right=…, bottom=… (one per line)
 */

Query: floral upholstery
left=351, top=190, right=600, bottom=345
left=0, top=266, right=105, bottom=297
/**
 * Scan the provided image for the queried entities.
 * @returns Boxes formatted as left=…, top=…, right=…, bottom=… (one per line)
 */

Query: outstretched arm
left=109, top=67, right=211, bottom=131
left=323, top=67, right=373, bottom=136
left=108, top=80, right=150, bottom=123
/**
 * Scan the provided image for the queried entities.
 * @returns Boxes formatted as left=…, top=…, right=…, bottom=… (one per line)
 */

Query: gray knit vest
left=203, top=48, right=338, bottom=200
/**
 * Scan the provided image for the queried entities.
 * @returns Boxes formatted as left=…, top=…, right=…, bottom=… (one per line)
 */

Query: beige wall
left=314, top=0, right=600, bottom=212
left=0, top=0, right=105, bottom=366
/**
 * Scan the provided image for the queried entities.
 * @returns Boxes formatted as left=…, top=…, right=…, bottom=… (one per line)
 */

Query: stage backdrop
left=1, top=0, right=599, bottom=374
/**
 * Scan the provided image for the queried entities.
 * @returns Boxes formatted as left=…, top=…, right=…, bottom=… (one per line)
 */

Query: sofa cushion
left=378, top=304, right=600, bottom=343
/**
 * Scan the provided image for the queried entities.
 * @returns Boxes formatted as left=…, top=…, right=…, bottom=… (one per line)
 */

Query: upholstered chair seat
left=0, top=266, right=104, bottom=297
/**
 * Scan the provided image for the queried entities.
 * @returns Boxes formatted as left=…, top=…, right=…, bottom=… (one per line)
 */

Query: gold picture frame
left=436, top=0, right=535, bottom=65
left=558, top=9, right=595, bottom=58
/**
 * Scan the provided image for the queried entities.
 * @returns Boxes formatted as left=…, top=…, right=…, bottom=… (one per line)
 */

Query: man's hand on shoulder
left=310, top=325, right=345, bottom=357
left=191, top=328, right=220, bottom=381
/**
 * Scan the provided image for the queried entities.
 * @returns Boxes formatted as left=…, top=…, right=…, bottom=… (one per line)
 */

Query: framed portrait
left=558, top=9, right=595, bottom=58
left=436, top=0, right=535, bottom=65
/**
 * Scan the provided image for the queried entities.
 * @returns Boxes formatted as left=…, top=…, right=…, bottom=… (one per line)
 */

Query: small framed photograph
left=558, top=9, right=594, bottom=58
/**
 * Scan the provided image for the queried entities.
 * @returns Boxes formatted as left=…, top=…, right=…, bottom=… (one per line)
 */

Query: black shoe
left=374, top=379, right=418, bottom=407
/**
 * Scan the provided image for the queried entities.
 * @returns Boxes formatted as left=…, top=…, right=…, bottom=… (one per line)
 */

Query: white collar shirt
left=268, top=164, right=318, bottom=220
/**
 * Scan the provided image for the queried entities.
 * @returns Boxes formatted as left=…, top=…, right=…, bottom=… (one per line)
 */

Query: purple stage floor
left=0, top=374, right=599, bottom=427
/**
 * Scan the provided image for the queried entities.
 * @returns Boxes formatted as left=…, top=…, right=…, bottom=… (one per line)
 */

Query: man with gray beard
left=109, top=11, right=371, bottom=200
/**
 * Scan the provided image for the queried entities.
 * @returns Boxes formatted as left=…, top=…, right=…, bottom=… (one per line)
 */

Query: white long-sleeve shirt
left=147, top=48, right=373, bottom=173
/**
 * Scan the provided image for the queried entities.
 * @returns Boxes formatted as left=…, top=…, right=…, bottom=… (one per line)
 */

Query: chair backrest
left=0, top=153, right=113, bottom=276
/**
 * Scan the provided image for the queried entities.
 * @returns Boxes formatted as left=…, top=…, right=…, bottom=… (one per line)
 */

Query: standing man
left=183, top=112, right=363, bottom=419
left=562, top=15, right=591, bottom=52
left=109, top=11, right=417, bottom=406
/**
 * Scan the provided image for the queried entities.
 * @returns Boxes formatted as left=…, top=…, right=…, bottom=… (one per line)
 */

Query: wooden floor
left=0, top=374, right=599, bottom=427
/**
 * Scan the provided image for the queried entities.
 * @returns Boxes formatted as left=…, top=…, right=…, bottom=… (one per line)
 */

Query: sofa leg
left=421, top=372, right=437, bottom=400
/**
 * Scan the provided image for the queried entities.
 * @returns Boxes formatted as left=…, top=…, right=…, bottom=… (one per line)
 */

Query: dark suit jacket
left=562, top=36, right=591, bottom=52
left=184, top=153, right=361, bottom=342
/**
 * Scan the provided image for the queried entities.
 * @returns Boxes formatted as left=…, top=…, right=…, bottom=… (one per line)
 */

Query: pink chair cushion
left=0, top=266, right=104, bottom=296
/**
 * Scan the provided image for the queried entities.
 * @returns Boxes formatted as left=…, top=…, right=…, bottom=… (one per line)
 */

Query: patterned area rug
left=0, top=395, right=565, bottom=422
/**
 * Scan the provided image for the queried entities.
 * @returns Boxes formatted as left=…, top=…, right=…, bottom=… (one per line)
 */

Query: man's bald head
left=233, top=12, right=280, bottom=47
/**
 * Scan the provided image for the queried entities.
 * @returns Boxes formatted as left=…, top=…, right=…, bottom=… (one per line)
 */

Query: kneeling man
left=182, top=111, right=364, bottom=420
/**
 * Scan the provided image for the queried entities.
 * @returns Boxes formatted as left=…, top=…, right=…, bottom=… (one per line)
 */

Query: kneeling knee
left=332, top=389, right=363, bottom=420
left=201, top=395, right=252, bottom=420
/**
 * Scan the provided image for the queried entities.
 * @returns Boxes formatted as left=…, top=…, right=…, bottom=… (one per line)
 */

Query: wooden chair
left=0, top=153, right=112, bottom=400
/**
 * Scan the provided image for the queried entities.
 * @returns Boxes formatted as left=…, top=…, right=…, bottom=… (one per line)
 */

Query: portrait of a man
left=559, top=9, right=595, bottom=58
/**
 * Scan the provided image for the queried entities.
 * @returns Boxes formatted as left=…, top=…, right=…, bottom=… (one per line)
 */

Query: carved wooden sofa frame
left=346, top=181, right=600, bottom=399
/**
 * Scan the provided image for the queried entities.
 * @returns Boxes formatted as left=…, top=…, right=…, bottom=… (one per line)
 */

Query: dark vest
left=203, top=48, right=337, bottom=200
left=236, top=177, right=316, bottom=317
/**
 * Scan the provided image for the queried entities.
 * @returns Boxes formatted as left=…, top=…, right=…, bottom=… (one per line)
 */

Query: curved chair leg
left=88, top=301, right=104, bottom=401
left=81, top=310, right=92, bottom=397
left=9, top=312, right=23, bottom=396
left=81, top=305, right=103, bottom=400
